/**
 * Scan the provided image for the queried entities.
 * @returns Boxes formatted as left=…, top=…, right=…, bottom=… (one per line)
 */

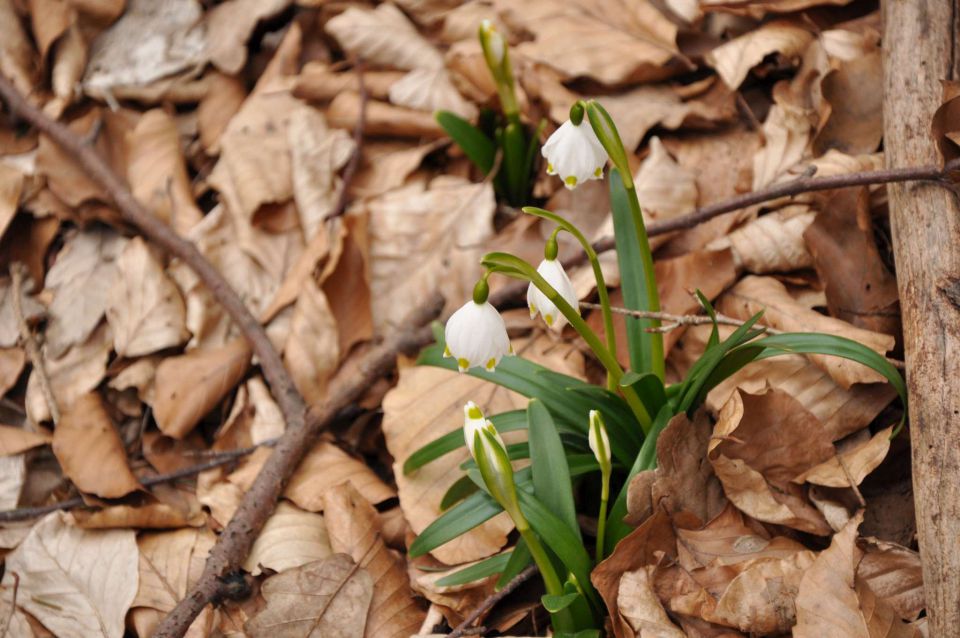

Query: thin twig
left=836, top=453, right=867, bottom=508
left=9, top=263, right=58, bottom=425
left=447, top=565, right=539, bottom=638
left=325, top=61, right=368, bottom=222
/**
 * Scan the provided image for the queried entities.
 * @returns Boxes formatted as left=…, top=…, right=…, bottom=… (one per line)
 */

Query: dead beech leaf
left=0, top=347, right=25, bottom=397
left=71, top=502, right=205, bottom=530
left=0, top=276, right=44, bottom=348
left=389, top=67, right=477, bottom=120
left=126, top=110, right=203, bottom=236
left=44, top=228, right=127, bottom=358
left=283, top=278, right=339, bottom=405
left=0, top=0, right=37, bottom=97
left=153, top=337, right=252, bottom=438
left=0, top=591, right=33, bottom=638
left=197, top=71, right=247, bottom=153
left=105, top=237, right=189, bottom=358
left=245, top=553, right=373, bottom=638
left=793, top=426, right=892, bottom=487
left=813, top=45, right=883, bottom=156
left=1, top=512, right=138, bottom=638
left=0, top=163, right=23, bottom=242
left=366, top=176, right=494, bottom=331
left=328, top=92, right=446, bottom=139
left=701, top=0, right=855, bottom=19
left=52, top=392, right=141, bottom=498
left=720, top=276, right=895, bottom=388
left=134, top=527, right=215, bottom=612
left=708, top=206, right=816, bottom=274
left=25, top=323, right=113, bottom=424
left=857, top=539, right=924, bottom=622
left=794, top=512, right=920, bottom=638
left=284, top=441, right=395, bottom=512
left=0, top=424, right=51, bottom=455
left=504, top=0, right=683, bottom=86
left=325, top=3, right=444, bottom=71
left=706, top=21, right=814, bottom=89
left=618, top=567, right=686, bottom=638
left=0, top=454, right=25, bottom=509
left=205, top=0, right=291, bottom=74
left=709, top=388, right=833, bottom=535
left=635, top=137, right=698, bottom=233
left=322, top=483, right=426, bottom=638
left=244, top=502, right=332, bottom=576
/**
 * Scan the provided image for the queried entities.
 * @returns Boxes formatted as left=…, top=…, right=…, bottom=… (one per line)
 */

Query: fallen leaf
left=0, top=276, right=44, bottom=349
left=244, top=501, right=332, bottom=576
left=327, top=92, right=446, bottom=138
left=71, top=502, right=205, bottom=530
left=389, top=67, right=477, bottom=120
left=52, top=392, right=140, bottom=498
left=0, top=347, right=25, bottom=397
left=0, top=454, right=25, bottom=509
left=205, top=0, right=291, bottom=74
left=0, top=0, right=38, bottom=97
left=635, top=137, right=699, bottom=233
left=857, top=539, right=924, bottom=622
left=197, top=71, right=247, bottom=153
left=322, top=482, right=426, bottom=638
left=0, top=424, right=50, bottom=456
left=618, top=567, right=686, bottom=638
left=325, top=3, right=444, bottom=72
left=133, top=527, right=215, bottom=612
left=350, top=140, right=441, bottom=198
left=105, top=237, right=190, bottom=358
left=705, top=21, right=814, bottom=89
left=153, top=337, right=252, bottom=438
left=126, top=109, right=204, bottom=236
left=283, top=277, right=339, bottom=405
left=44, top=228, right=127, bottom=358
left=813, top=45, right=883, bottom=155
left=794, top=512, right=920, bottom=637
left=709, top=206, right=816, bottom=274
left=283, top=441, right=396, bottom=512
left=1, top=512, right=138, bottom=638
left=0, top=163, right=23, bottom=242
left=293, top=63, right=404, bottom=103
left=701, top=0, right=855, bottom=19
left=719, top=276, right=895, bottom=388
left=245, top=553, right=373, bottom=638
left=793, top=426, right=892, bottom=487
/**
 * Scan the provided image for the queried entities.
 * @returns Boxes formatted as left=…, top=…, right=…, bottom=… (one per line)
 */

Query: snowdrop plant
left=435, top=20, right=545, bottom=206
left=410, top=93, right=907, bottom=638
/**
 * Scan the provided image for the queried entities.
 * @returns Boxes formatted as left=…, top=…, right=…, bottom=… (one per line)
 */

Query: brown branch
left=9, top=263, right=58, bottom=425
left=447, top=565, right=538, bottom=638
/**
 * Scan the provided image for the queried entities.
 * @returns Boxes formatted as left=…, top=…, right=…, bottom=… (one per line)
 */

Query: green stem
left=523, top=207, right=619, bottom=391
left=518, top=526, right=575, bottom=632
left=624, top=184, right=665, bottom=381
left=595, top=488, right=609, bottom=564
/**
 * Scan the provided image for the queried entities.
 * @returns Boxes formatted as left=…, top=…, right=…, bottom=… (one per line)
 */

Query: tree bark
left=883, top=1, right=960, bottom=634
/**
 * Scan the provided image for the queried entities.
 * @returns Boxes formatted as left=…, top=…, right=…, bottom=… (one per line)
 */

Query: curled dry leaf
left=134, top=527, right=215, bottom=612
left=0, top=347, right=24, bottom=397
left=0, top=454, right=25, bottom=509
left=245, top=553, right=373, bottom=638
left=793, top=426, right=892, bottom=488
left=1, top=512, right=138, bottom=638
left=197, top=71, right=247, bottom=153
left=635, top=137, right=698, bottom=234
left=205, top=0, right=291, bottom=75
left=44, top=227, right=127, bottom=358
left=283, top=441, right=396, bottom=512
left=327, top=92, right=446, bottom=139
left=813, top=43, right=883, bottom=156
left=0, top=424, right=50, bottom=456
left=152, top=337, right=252, bottom=438
left=52, top=392, right=141, bottom=498
left=105, top=237, right=190, bottom=358
left=794, top=512, right=920, bottom=638
left=283, top=277, right=339, bottom=405
left=0, top=162, right=22, bottom=242
left=244, top=501, right=332, bottom=576
left=0, top=276, right=44, bottom=348
left=705, top=21, right=815, bottom=89
left=0, top=0, right=37, bottom=97
left=322, top=482, right=426, bottom=638
left=701, top=0, right=855, bottom=19
left=72, top=502, right=205, bottom=530
left=857, top=539, right=924, bottom=622
left=325, top=3, right=444, bottom=71
left=719, top=276, right=895, bottom=388
left=708, top=206, right=816, bottom=274
left=709, top=388, right=833, bottom=534
left=618, top=567, right=686, bottom=638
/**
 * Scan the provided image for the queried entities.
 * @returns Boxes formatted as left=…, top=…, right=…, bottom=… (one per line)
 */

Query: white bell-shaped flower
left=444, top=300, right=512, bottom=372
left=541, top=119, right=608, bottom=190
left=527, top=258, right=578, bottom=329
left=463, top=402, right=506, bottom=459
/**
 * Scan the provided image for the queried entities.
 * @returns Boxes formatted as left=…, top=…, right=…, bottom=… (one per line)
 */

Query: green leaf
left=435, top=110, right=496, bottom=174
left=620, top=371, right=667, bottom=417
left=527, top=400, right=579, bottom=536
left=408, top=490, right=502, bottom=558
left=502, top=120, right=528, bottom=204
left=610, top=169, right=657, bottom=375
left=436, top=551, right=513, bottom=587
left=404, top=410, right=527, bottom=474
left=542, top=592, right=580, bottom=613
left=439, top=475, right=479, bottom=510
left=496, top=538, right=532, bottom=589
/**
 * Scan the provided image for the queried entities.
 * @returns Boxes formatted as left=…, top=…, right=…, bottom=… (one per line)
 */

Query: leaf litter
left=0, top=0, right=932, bottom=635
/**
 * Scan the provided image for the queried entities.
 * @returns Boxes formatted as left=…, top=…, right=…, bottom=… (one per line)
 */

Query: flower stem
left=518, top=526, right=575, bottom=632
left=595, top=468, right=610, bottom=563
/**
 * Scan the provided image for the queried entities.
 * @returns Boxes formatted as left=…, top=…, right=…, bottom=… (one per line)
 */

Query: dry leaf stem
left=9, top=263, right=58, bottom=425
left=447, top=564, right=538, bottom=638
left=325, top=61, right=368, bottom=222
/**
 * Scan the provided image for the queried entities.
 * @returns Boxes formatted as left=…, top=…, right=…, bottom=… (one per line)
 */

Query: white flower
left=527, top=258, right=578, bottom=329
left=541, top=119, right=608, bottom=189
left=588, top=410, right=611, bottom=472
left=444, top=300, right=512, bottom=372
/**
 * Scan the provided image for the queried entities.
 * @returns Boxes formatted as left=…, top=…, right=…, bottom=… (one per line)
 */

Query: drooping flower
left=541, top=118, right=608, bottom=190
left=527, top=258, right=578, bottom=329
left=444, top=300, right=512, bottom=372
left=588, top=410, right=611, bottom=475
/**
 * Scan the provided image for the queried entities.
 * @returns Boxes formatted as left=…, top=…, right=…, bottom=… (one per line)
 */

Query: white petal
left=541, top=120, right=608, bottom=189
left=444, top=301, right=511, bottom=372
left=529, top=259, right=578, bottom=330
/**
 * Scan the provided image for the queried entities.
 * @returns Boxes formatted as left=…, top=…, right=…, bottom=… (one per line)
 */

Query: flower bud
left=588, top=410, right=611, bottom=476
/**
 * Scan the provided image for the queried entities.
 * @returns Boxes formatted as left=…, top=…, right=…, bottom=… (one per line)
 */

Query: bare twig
left=325, top=61, right=368, bottom=222
left=836, top=453, right=867, bottom=508
left=9, top=263, right=58, bottom=425
left=447, top=565, right=539, bottom=638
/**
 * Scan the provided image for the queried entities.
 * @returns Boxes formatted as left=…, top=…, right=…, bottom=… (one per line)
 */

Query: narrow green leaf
left=496, top=539, right=532, bottom=589
left=435, top=110, right=496, bottom=173
left=619, top=371, right=667, bottom=418
left=409, top=490, right=502, bottom=557
left=527, top=400, right=579, bottom=536
left=436, top=551, right=513, bottom=587
left=440, top=475, right=479, bottom=510
left=542, top=592, right=580, bottom=613
left=502, top=121, right=528, bottom=204
left=404, top=410, right=527, bottom=474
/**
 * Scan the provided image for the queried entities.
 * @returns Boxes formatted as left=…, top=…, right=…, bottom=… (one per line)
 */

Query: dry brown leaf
left=245, top=553, right=373, bottom=638
left=83, top=0, right=207, bottom=98
left=126, top=109, right=203, bottom=235
left=283, top=277, right=339, bottom=405
left=197, top=71, right=247, bottom=153
left=0, top=590, right=33, bottom=638
left=351, top=140, right=441, bottom=199
left=105, top=237, right=189, bottom=358
left=153, top=337, right=252, bottom=438
left=706, top=21, right=814, bottom=89
left=813, top=45, right=883, bottom=155
left=244, top=501, right=332, bottom=576
left=25, top=323, right=112, bottom=424
left=720, top=276, right=895, bottom=387
left=71, top=502, right=205, bottom=529
left=0, top=347, right=25, bottom=397
left=325, top=3, right=444, bottom=71
left=0, top=163, right=23, bottom=242
left=709, top=388, right=833, bottom=534
left=205, top=0, right=290, bottom=74
left=701, top=0, right=854, bottom=18
left=794, top=512, right=920, bottom=638
left=1, top=512, right=138, bottom=638
left=619, top=567, right=687, bottom=638
left=793, top=426, right=892, bottom=488
left=408, top=553, right=498, bottom=625
left=0, top=424, right=50, bottom=456
left=366, top=176, right=494, bottom=331
left=0, top=454, right=25, bottom=509
left=0, top=276, right=44, bottom=348
left=284, top=441, right=396, bottom=512
left=328, top=92, right=446, bottom=138
left=708, top=206, right=816, bottom=274
left=389, top=67, right=477, bottom=120
left=503, top=0, right=683, bottom=86
left=322, top=482, right=426, bottom=638
left=44, top=228, right=127, bottom=358
left=0, top=0, right=37, bottom=97
left=52, top=392, right=140, bottom=498
left=293, top=63, right=404, bottom=103
left=857, top=539, right=924, bottom=622
left=134, top=527, right=215, bottom=612
left=635, top=137, right=698, bottom=232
